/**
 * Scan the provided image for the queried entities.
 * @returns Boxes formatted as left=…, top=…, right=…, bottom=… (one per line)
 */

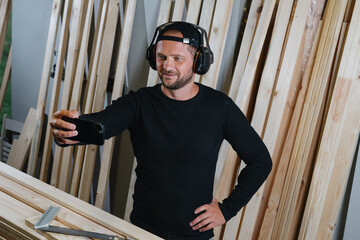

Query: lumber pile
left=7, top=0, right=360, bottom=239
left=0, top=162, right=162, bottom=240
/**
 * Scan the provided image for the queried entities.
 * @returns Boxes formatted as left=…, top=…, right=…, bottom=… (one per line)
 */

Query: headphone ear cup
left=146, top=44, right=157, bottom=70
left=193, top=47, right=212, bottom=75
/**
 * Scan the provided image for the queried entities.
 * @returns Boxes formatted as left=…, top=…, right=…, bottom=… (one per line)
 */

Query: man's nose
left=163, top=58, right=174, bottom=69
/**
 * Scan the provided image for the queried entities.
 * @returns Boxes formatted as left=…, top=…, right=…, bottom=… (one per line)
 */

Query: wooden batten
left=95, top=0, right=138, bottom=209
left=78, top=0, right=120, bottom=202
left=0, top=162, right=163, bottom=240
left=28, top=0, right=63, bottom=177
left=40, top=0, right=73, bottom=182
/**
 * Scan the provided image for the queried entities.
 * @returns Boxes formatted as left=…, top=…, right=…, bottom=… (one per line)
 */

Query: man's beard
left=159, top=68, right=193, bottom=90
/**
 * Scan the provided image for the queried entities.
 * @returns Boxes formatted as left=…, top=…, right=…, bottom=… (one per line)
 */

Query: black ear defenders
left=146, top=21, right=214, bottom=75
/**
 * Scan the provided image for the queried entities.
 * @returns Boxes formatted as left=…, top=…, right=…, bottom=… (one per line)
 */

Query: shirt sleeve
left=218, top=100, right=272, bottom=221
left=79, top=90, right=138, bottom=140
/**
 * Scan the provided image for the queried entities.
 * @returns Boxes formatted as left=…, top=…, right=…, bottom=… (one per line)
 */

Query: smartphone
left=61, top=116, right=105, bottom=145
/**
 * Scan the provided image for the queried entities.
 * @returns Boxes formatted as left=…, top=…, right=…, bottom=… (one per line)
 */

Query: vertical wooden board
left=273, top=0, right=348, bottom=238
left=40, top=0, right=73, bottom=182
left=257, top=19, right=323, bottom=240
left=146, top=0, right=172, bottom=87
left=59, top=0, right=94, bottom=192
left=28, top=0, right=63, bottom=177
left=227, top=0, right=264, bottom=99
left=70, top=0, right=109, bottom=196
left=7, top=108, right=37, bottom=170
left=78, top=0, right=120, bottom=202
left=0, top=0, right=11, bottom=65
left=0, top=46, right=11, bottom=111
left=250, top=0, right=294, bottom=136
left=95, top=0, right=138, bottom=209
left=200, top=0, right=234, bottom=89
left=171, top=0, right=185, bottom=21
left=185, top=0, right=202, bottom=24
left=51, top=0, right=87, bottom=189
left=299, top=2, right=360, bottom=237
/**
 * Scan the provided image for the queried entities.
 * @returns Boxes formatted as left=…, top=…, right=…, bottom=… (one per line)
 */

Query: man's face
left=156, top=31, right=195, bottom=90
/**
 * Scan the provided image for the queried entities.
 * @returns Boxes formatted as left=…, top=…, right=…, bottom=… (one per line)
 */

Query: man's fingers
left=190, top=211, right=209, bottom=228
left=191, top=215, right=212, bottom=231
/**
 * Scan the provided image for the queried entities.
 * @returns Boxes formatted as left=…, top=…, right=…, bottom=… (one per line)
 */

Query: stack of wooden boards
left=5, top=0, right=360, bottom=239
left=0, top=162, right=162, bottom=239
left=0, top=0, right=11, bottom=112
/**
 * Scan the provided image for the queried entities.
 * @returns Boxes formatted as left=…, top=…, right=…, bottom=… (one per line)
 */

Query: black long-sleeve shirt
left=80, top=83, right=272, bottom=240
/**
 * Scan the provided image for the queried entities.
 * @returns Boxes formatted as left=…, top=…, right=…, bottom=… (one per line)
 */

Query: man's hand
left=190, top=197, right=226, bottom=232
left=50, top=109, right=80, bottom=145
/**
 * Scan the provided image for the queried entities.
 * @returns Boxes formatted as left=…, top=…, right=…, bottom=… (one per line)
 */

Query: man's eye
left=175, top=57, right=183, bottom=61
left=158, top=55, right=166, bottom=60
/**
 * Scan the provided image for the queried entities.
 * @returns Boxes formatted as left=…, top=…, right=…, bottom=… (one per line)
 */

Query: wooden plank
left=51, top=0, right=86, bottom=188
left=146, top=0, right=172, bottom=87
left=171, top=0, right=185, bottom=21
left=78, top=0, right=120, bottom=202
left=257, top=19, right=323, bottom=240
left=200, top=0, right=235, bottom=89
left=95, top=0, right=138, bottom=209
left=299, top=1, right=360, bottom=237
left=28, top=0, right=63, bottom=176
left=227, top=0, right=264, bottom=99
left=70, top=0, right=109, bottom=196
left=185, top=0, right=202, bottom=24
left=59, top=0, right=93, bottom=192
left=218, top=1, right=292, bottom=239
left=80, top=0, right=105, bottom=113
left=7, top=108, right=37, bottom=169
left=0, top=175, right=120, bottom=239
left=0, top=45, right=11, bottom=111
left=0, top=220, right=33, bottom=240
left=40, top=0, right=73, bottom=182
left=273, top=0, right=348, bottom=238
left=0, top=191, right=46, bottom=240
left=0, top=162, right=163, bottom=240
left=0, top=0, right=11, bottom=64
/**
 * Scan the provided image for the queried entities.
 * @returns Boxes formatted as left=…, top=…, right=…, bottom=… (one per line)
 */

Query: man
left=51, top=21, right=272, bottom=240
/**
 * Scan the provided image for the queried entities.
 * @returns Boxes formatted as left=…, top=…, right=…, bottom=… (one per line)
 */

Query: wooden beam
left=59, top=0, right=93, bottom=192
left=146, top=0, right=172, bottom=87
left=0, top=175, right=120, bottom=239
left=0, top=45, right=11, bottom=111
left=78, top=0, right=120, bottom=201
left=0, top=162, right=163, bottom=240
left=0, top=0, right=11, bottom=65
left=200, top=0, right=235, bottom=89
left=69, top=0, right=109, bottom=196
left=95, top=0, right=138, bottom=209
left=50, top=0, right=86, bottom=189
left=299, top=0, right=360, bottom=237
left=39, top=0, right=73, bottom=182
left=28, top=0, right=63, bottom=177
left=171, top=0, right=185, bottom=21
left=7, top=108, right=37, bottom=169
left=257, top=19, right=323, bottom=240
left=227, top=0, right=264, bottom=99
left=0, top=191, right=45, bottom=239
left=273, top=0, right=349, bottom=238
left=185, top=0, right=202, bottom=24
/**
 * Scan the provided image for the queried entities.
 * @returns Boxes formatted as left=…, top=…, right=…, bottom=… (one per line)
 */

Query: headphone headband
left=146, top=21, right=214, bottom=75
